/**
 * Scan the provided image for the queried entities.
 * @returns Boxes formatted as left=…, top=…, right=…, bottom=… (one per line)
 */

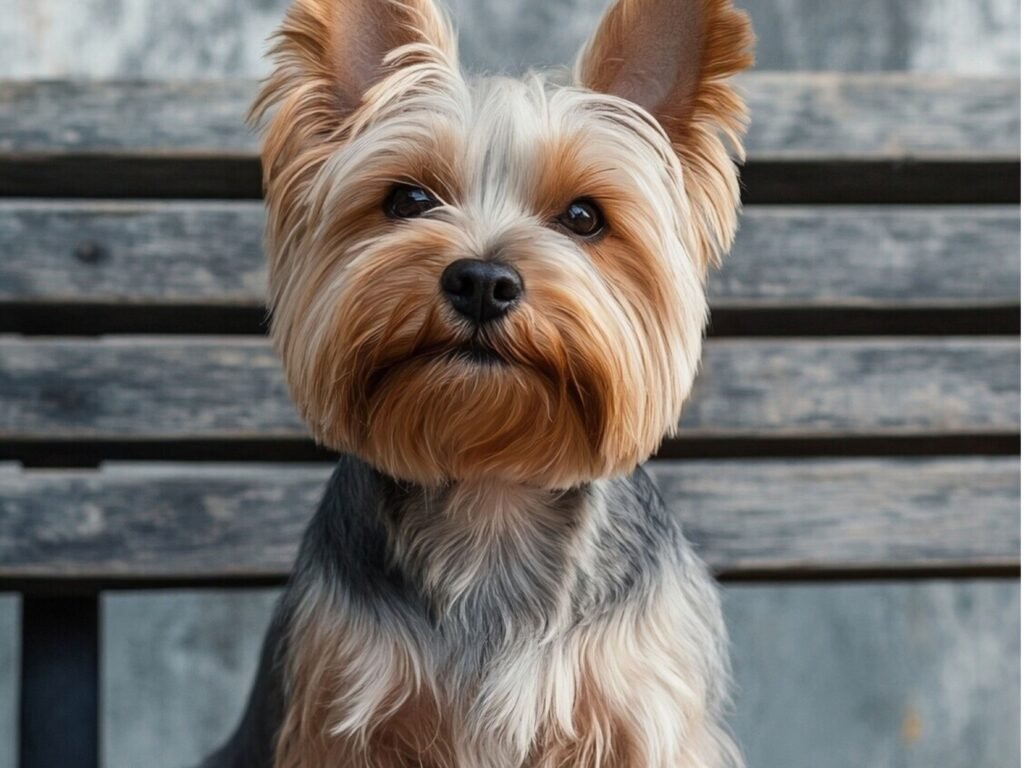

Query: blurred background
left=0, top=1, right=1019, bottom=767
left=0, top=0, right=1019, bottom=75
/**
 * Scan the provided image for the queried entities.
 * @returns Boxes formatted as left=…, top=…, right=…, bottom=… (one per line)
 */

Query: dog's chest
left=386, top=482, right=588, bottom=637
left=275, top=473, right=726, bottom=767
left=279, top=482, right=626, bottom=765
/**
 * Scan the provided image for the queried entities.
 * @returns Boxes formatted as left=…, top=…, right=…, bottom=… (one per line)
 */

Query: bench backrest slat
left=1, top=203, right=1019, bottom=308
left=0, top=458, right=1017, bottom=584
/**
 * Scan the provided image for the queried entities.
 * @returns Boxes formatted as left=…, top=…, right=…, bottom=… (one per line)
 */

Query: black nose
left=441, top=259, right=523, bottom=324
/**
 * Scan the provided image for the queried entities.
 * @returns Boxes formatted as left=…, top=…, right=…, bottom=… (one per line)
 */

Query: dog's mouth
left=447, top=338, right=507, bottom=366
left=363, top=336, right=510, bottom=402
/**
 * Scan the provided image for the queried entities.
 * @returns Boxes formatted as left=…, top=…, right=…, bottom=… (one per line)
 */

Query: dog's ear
left=576, top=0, right=754, bottom=270
left=253, top=0, right=457, bottom=179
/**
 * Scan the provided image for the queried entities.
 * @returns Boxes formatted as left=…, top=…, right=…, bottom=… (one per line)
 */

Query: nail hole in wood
left=74, top=242, right=105, bottom=264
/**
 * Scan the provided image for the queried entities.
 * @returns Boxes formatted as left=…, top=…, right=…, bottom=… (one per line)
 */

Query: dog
left=203, top=0, right=753, bottom=765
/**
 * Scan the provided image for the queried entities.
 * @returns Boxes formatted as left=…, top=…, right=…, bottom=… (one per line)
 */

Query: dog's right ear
left=252, top=0, right=457, bottom=182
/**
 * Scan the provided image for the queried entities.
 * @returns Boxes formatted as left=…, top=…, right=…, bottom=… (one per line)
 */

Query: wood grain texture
left=0, top=458, right=1017, bottom=582
left=0, top=0, right=1017, bottom=78
left=0, top=75, right=1017, bottom=159
left=0, top=337, right=1016, bottom=440
left=0, top=80, right=256, bottom=155
left=646, top=459, right=1021, bottom=574
left=742, top=74, right=1019, bottom=160
left=1, top=202, right=1018, bottom=308
left=680, top=338, right=1020, bottom=436
left=0, top=201, right=266, bottom=305
left=0, top=77, right=1016, bottom=200
left=717, top=206, right=1021, bottom=308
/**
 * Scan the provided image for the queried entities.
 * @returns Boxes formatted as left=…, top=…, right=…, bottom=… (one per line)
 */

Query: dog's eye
left=558, top=199, right=605, bottom=238
left=386, top=185, right=440, bottom=218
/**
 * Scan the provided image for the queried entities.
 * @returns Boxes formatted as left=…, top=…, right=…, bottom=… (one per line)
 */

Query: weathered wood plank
left=2, top=335, right=1015, bottom=438
left=0, top=202, right=1018, bottom=308
left=743, top=74, right=1020, bottom=160
left=0, top=336, right=1013, bottom=438
left=0, top=458, right=1017, bottom=583
left=718, top=206, right=1021, bottom=308
left=0, top=75, right=1017, bottom=159
left=0, top=201, right=267, bottom=305
left=0, top=80, right=257, bottom=155
left=647, top=459, right=1021, bottom=574
left=681, top=338, right=1020, bottom=436
left=0, top=337, right=1016, bottom=440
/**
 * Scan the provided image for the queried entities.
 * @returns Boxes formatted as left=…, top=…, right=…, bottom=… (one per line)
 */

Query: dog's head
left=254, top=0, right=753, bottom=488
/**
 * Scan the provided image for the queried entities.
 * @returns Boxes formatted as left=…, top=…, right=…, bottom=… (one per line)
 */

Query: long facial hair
left=251, top=0, right=751, bottom=490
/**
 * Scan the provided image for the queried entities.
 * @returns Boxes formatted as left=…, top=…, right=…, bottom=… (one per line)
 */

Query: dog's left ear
left=576, top=0, right=754, bottom=270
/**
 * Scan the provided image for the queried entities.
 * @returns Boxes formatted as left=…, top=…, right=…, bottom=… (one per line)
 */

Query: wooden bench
left=0, top=73, right=1019, bottom=768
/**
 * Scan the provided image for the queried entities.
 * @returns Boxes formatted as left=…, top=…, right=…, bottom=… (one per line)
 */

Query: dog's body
left=204, top=457, right=733, bottom=767
left=205, top=0, right=753, bottom=764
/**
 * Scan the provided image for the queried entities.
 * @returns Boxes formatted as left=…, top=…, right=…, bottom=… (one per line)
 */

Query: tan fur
left=252, top=56, right=724, bottom=486
left=275, top=597, right=455, bottom=767
left=276, top=546, right=738, bottom=768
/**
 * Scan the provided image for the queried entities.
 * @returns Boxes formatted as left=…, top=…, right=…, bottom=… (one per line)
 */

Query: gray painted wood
left=0, top=80, right=258, bottom=154
left=0, top=463, right=321, bottom=582
left=0, top=0, right=1017, bottom=78
left=741, top=74, right=1020, bottom=159
left=718, top=206, right=1021, bottom=307
left=1, top=202, right=1018, bottom=308
left=0, top=201, right=267, bottom=305
left=96, top=580, right=1020, bottom=768
left=0, top=337, right=293, bottom=439
left=0, top=458, right=1018, bottom=581
left=681, top=338, right=1020, bottom=436
left=0, top=337, right=1016, bottom=440
left=0, top=75, right=1018, bottom=159
left=647, top=459, right=1021, bottom=574
left=0, top=595, right=16, bottom=768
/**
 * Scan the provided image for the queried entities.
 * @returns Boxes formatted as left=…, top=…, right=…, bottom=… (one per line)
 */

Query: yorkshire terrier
left=204, top=0, right=753, bottom=765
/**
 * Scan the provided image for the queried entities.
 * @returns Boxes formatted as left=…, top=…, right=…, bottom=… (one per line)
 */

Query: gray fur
left=202, top=455, right=705, bottom=765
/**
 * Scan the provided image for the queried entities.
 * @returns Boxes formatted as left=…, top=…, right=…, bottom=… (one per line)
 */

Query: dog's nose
left=441, top=259, right=523, bottom=324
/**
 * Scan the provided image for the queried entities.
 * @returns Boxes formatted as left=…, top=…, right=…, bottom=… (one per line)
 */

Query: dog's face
left=255, top=0, right=752, bottom=488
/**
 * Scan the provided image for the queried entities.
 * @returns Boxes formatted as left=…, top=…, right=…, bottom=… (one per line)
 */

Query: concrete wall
left=10, top=584, right=1018, bottom=767
left=0, top=0, right=1018, bottom=79
left=96, top=582, right=1020, bottom=768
